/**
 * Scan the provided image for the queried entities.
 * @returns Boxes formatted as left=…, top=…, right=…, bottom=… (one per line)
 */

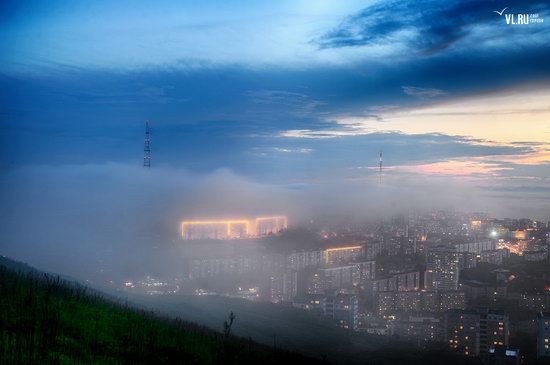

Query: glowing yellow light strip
left=324, top=245, right=363, bottom=264
left=255, top=216, right=288, bottom=223
left=181, top=220, right=250, bottom=239
left=254, top=216, right=288, bottom=233
left=180, top=216, right=288, bottom=240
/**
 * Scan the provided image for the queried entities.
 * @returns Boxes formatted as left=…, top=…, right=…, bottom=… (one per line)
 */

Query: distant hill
left=0, top=256, right=325, bottom=365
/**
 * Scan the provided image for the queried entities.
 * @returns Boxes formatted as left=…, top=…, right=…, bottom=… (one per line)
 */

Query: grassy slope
left=135, top=294, right=357, bottom=355
left=0, top=260, right=324, bottom=365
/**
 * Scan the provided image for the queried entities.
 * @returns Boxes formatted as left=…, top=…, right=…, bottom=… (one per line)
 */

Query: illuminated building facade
left=470, top=220, right=482, bottom=230
left=439, top=291, right=466, bottom=312
left=422, top=291, right=439, bottom=312
left=350, top=261, right=376, bottom=285
left=287, top=249, right=325, bottom=270
left=364, top=241, right=385, bottom=260
left=453, top=240, right=495, bottom=254
left=444, top=309, right=509, bottom=357
left=186, top=254, right=285, bottom=279
left=371, top=271, right=422, bottom=296
left=323, top=293, right=359, bottom=330
left=310, top=265, right=354, bottom=292
left=377, top=292, right=396, bottom=316
left=181, top=215, right=288, bottom=240
left=181, top=220, right=249, bottom=240
left=270, top=269, right=298, bottom=303
left=395, top=291, right=422, bottom=312
left=445, top=310, right=480, bottom=356
left=479, top=249, right=505, bottom=265
left=426, top=245, right=460, bottom=291
left=255, top=216, right=288, bottom=236
left=457, top=252, right=477, bottom=270
left=324, top=245, right=363, bottom=264
left=376, top=290, right=465, bottom=315
left=393, top=316, right=442, bottom=346
left=518, top=294, right=550, bottom=312
left=512, top=230, right=528, bottom=240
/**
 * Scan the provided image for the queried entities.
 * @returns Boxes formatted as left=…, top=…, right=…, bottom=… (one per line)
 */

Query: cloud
left=246, top=90, right=325, bottom=117
left=285, top=85, right=550, bottom=147
left=402, top=86, right=447, bottom=98
left=316, top=0, right=550, bottom=55
left=391, top=160, right=513, bottom=177
left=272, top=147, right=313, bottom=154
left=61, top=85, right=189, bottom=105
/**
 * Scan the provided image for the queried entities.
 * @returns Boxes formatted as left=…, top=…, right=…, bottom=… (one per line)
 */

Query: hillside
left=0, top=258, right=325, bottom=365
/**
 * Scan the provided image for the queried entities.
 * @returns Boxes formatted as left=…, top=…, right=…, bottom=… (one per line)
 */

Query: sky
left=1, top=0, right=550, bottom=238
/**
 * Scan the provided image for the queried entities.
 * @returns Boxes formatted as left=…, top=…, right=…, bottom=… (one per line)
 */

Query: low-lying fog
left=1, top=163, right=548, bottom=280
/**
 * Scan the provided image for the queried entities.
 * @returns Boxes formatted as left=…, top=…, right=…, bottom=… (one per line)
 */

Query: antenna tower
left=379, top=151, right=383, bottom=184
left=144, top=120, right=151, bottom=168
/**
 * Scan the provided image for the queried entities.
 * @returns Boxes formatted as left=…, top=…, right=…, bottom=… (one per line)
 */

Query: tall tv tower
left=379, top=151, right=383, bottom=184
left=143, top=120, right=151, bottom=168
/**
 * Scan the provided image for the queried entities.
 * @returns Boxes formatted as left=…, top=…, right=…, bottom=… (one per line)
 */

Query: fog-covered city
left=1, top=1, right=550, bottom=364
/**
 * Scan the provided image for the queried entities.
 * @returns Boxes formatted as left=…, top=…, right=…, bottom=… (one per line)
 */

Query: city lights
left=325, top=245, right=363, bottom=264
left=181, top=216, right=288, bottom=240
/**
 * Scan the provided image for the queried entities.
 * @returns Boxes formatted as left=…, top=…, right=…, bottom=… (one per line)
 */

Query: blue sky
left=1, top=0, right=550, bottom=220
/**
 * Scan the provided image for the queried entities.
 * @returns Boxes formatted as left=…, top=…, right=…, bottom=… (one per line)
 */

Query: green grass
left=0, top=262, right=324, bottom=365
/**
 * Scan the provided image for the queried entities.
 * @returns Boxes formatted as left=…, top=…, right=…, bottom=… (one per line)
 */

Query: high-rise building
left=377, top=290, right=465, bottom=314
left=371, top=271, right=421, bottom=294
left=255, top=216, right=288, bottom=236
left=323, top=293, right=359, bottom=330
left=426, top=245, right=460, bottom=291
left=453, top=240, right=496, bottom=254
left=311, top=265, right=354, bottom=292
left=364, top=241, right=385, bottom=260
left=439, top=291, right=466, bottom=312
left=350, top=261, right=376, bottom=285
left=479, top=249, right=505, bottom=265
left=457, top=252, right=477, bottom=270
left=377, top=292, right=396, bottom=316
left=181, top=220, right=250, bottom=240
left=444, top=308, right=509, bottom=357
left=483, top=309, right=509, bottom=353
left=395, top=291, right=422, bottom=312
left=181, top=216, right=288, bottom=240
left=282, top=270, right=298, bottom=302
left=270, top=269, right=298, bottom=303
left=393, top=316, right=442, bottom=347
left=324, top=246, right=363, bottom=265
left=287, top=249, right=325, bottom=270
left=538, top=312, right=550, bottom=358
left=422, top=291, right=439, bottom=312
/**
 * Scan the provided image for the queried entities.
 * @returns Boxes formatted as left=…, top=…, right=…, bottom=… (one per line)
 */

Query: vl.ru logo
left=492, top=7, right=544, bottom=25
